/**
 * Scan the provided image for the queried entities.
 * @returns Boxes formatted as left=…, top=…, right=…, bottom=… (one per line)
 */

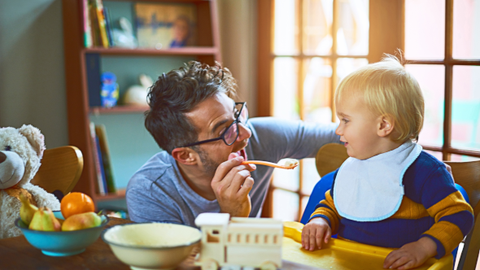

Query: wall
left=0, top=0, right=68, bottom=148
left=0, top=0, right=257, bottom=148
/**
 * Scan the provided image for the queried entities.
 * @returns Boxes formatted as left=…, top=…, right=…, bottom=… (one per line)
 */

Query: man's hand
left=211, top=155, right=256, bottom=217
left=383, top=237, right=437, bottom=270
left=302, top=217, right=332, bottom=251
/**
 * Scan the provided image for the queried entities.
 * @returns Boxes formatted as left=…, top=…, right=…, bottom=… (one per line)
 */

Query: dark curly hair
left=145, top=61, right=238, bottom=154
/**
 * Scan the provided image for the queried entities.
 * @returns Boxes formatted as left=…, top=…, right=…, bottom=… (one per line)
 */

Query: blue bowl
left=15, top=211, right=109, bottom=256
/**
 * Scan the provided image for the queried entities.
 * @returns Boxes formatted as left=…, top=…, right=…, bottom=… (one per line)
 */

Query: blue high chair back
left=304, top=143, right=480, bottom=270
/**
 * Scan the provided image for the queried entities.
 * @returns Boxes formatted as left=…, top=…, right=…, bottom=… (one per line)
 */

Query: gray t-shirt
left=126, top=117, right=340, bottom=227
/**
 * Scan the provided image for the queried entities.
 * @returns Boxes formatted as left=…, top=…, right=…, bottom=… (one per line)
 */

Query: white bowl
left=102, top=223, right=201, bottom=270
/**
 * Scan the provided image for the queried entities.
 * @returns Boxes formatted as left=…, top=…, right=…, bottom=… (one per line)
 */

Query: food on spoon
left=62, top=212, right=102, bottom=231
left=61, top=192, right=95, bottom=219
left=283, top=158, right=299, bottom=167
left=29, top=207, right=62, bottom=232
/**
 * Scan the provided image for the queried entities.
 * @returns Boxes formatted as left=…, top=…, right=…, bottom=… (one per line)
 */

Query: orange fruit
left=60, top=192, right=95, bottom=219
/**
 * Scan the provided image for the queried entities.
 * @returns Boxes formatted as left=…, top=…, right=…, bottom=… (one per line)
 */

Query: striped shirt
left=311, top=151, right=474, bottom=258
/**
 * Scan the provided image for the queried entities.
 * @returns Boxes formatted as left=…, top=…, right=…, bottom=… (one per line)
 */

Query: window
left=257, top=0, right=480, bottom=221
left=258, top=0, right=371, bottom=220
left=404, top=0, right=480, bottom=161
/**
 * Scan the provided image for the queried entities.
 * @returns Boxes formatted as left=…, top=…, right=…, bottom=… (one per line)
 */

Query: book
left=90, top=122, right=107, bottom=195
left=82, top=0, right=93, bottom=48
left=103, top=6, right=114, bottom=47
left=95, top=124, right=116, bottom=193
left=94, top=0, right=110, bottom=48
left=95, top=134, right=108, bottom=194
left=88, top=0, right=100, bottom=47
left=85, top=53, right=102, bottom=107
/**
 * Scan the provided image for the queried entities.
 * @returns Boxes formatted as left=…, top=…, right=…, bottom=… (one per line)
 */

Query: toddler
left=302, top=55, right=474, bottom=270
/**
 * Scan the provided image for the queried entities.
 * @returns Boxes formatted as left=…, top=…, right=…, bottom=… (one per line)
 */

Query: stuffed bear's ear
left=18, top=124, right=46, bottom=159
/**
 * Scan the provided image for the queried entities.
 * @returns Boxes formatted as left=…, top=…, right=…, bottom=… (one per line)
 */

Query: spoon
left=241, top=159, right=299, bottom=170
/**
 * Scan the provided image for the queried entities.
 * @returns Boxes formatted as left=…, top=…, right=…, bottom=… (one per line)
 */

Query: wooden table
left=0, top=218, right=321, bottom=270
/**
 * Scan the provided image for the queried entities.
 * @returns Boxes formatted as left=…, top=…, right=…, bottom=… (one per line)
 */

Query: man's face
left=185, top=93, right=251, bottom=177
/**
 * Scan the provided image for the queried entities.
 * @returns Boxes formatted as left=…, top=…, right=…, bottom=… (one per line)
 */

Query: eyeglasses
left=180, top=102, right=248, bottom=148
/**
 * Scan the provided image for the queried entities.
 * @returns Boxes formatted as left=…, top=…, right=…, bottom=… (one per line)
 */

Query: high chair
left=444, top=159, right=480, bottom=270
left=314, top=143, right=349, bottom=178
left=302, top=143, right=480, bottom=270
left=301, top=143, right=348, bottom=225
left=30, top=145, right=84, bottom=198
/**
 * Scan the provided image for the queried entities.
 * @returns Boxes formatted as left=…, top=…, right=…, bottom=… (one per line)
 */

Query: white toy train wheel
left=201, top=259, right=218, bottom=270
left=260, top=261, right=277, bottom=270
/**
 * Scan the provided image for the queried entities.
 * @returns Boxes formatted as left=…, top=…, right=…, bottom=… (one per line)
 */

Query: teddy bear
left=0, top=124, right=60, bottom=239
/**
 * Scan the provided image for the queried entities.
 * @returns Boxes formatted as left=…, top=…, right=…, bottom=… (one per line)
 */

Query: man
left=126, top=61, right=340, bottom=227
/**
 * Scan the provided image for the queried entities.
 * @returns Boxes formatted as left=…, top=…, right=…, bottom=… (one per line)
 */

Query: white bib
left=333, top=141, right=422, bottom=222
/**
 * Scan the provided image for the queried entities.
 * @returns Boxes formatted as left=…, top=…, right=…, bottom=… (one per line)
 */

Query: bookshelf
left=62, top=0, right=221, bottom=205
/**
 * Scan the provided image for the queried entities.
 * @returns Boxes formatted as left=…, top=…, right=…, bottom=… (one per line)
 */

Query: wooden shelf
left=63, top=0, right=221, bottom=205
left=90, top=105, right=149, bottom=115
left=83, top=47, right=220, bottom=56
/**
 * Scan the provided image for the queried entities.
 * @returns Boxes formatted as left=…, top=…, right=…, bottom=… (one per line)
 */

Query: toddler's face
left=335, top=95, right=383, bottom=160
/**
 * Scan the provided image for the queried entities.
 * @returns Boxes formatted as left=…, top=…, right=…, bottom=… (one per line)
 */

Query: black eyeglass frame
left=178, top=102, right=248, bottom=148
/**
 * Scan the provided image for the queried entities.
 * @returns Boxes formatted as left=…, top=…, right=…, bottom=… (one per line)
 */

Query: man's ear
left=171, top=148, right=197, bottom=165
left=377, top=115, right=395, bottom=137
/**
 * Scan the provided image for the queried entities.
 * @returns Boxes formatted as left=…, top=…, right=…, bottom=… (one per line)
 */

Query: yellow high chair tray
left=282, top=221, right=453, bottom=270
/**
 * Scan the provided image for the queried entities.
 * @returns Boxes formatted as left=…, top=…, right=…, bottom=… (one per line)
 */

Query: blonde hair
left=335, top=54, right=424, bottom=143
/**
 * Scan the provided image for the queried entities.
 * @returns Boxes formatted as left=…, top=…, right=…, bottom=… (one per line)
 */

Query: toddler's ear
left=377, top=115, right=395, bottom=137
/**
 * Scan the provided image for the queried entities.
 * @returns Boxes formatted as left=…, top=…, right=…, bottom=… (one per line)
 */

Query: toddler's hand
left=301, top=217, right=331, bottom=251
left=383, top=237, right=437, bottom=269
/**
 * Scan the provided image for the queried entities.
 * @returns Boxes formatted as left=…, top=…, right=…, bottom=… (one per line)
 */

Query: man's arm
left=248, top=118, right=341, bottom=161
left=230, top=118, right=341, bottom=219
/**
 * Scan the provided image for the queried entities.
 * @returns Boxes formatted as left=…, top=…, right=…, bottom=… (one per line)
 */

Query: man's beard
left=197, top=148, right=220, bottom=179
